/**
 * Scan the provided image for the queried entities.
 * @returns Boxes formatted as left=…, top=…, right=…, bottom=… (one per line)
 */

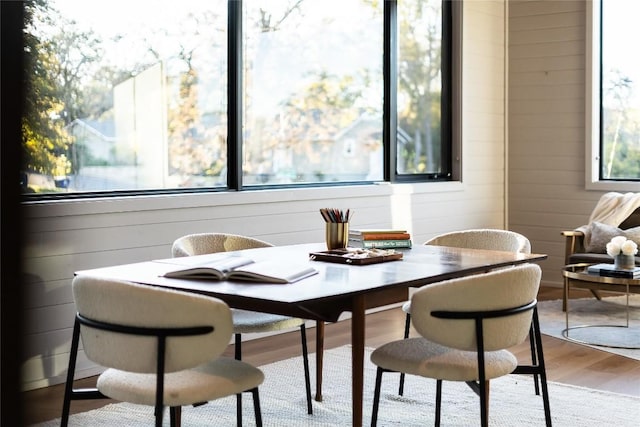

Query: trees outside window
left=600, top=0, right=640, bottom=180
left=397, top=0, right=444, bottom=176
left=243, top=0, right=383, bottom=185
left=22, top=0, right=452, bottom=196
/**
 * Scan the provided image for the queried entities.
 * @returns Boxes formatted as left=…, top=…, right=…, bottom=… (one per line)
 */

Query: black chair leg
left=236, top=394, right=242, bottom=427
left=398, top=312, right=411, bottom=396
left=528, top=323, right=540, bottom=395
left=251, top=388, right=263, bottom=427
left=235, top=325, right=311, bottom=422
left=61, top=319, right=81, bottom=427
left=61, top=317, right=107, bottom=426
left=371, top=367, right=384, bottom=427
left=300, top=324, right=313, bottom=414
left=512, top=308, right=552, bottom=426
left=434, top=379, right=442, bottom=427
left=169, top=406, right=181, bottom=427
left=155, top=406, right=164, bottom=427
left=479, top=381, right=489, bottom=427
left=532, top=309, right=553, bottom=427
left=235, top=333, right=243, bottom=427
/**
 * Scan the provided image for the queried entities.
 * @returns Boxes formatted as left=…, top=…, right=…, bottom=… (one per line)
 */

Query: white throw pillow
left=585, top=222, right=640, bottom=253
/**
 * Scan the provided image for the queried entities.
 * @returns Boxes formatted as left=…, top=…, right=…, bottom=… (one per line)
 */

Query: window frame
left=22, top=0, right=460, bottom=201
left=586, top=0, right=640, bottom=191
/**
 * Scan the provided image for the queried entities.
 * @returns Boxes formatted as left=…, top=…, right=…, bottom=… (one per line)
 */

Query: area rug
left=34, top=345, right=640, bottom=426
left=537, top=295, right=640, bottom=360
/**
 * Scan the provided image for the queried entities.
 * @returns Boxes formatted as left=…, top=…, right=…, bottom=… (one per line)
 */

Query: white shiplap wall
left=507, top=1, right=640, bottom=289
left=20, top=1, right=509, bottom=391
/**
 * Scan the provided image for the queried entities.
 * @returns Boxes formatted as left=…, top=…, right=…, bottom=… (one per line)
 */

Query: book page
left=162, top=255, right=254, bottom=279
left=229, top=261, right=318, bottom=284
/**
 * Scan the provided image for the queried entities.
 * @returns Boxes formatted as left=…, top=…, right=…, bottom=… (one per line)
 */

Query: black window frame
left=597, top=0, right=640, bottom=183
left=598, top=0, right=606, bottom=181
left=22, top=0, right=454, bottom=200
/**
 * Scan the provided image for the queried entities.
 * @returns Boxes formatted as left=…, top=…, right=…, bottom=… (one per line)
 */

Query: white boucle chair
left=399, top=228, right=533, bottom=395
left=61, top=275, right=264, bottom=427
left=171, top=233, right=313, bottom=418
left=370, top=264, right=552, bottom=427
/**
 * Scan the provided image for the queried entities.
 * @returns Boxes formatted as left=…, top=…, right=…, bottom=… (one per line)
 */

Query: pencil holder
left=326, top=222, right=349, bottom=250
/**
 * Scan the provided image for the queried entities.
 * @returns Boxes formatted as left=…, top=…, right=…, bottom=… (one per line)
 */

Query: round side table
left=562, top=263, right=640, bottom=350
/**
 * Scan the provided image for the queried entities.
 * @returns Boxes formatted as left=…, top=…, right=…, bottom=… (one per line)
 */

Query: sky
left=602, top=0, right=640, bottom=105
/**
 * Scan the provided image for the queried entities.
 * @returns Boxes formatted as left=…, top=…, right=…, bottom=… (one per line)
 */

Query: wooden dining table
left=75, top=242, right=547, bottom=426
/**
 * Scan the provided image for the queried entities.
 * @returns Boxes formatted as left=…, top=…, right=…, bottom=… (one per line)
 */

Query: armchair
left=562, top=192, right=640, bottom=266
left=561, top=192, right=640, bottom=310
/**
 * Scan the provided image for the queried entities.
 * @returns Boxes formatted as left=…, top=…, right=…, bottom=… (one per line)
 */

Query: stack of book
left=348, top=229, right=412, bottom=249
left=586, top=263, right=640, bottom=278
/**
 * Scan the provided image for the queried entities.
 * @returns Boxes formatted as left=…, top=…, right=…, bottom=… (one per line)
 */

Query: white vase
left=614, top=254, right=635, bottom=270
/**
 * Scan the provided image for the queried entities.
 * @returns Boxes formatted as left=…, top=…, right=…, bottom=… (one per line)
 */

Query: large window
left=242, top=1, right=383, bottom=185
left=588, top=0, right=640, bottom=187
left=22, top=0, right=454, bottom=197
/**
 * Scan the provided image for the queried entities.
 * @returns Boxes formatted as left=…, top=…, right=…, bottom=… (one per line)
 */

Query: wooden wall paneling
left=508, top=0, right=609, bottom=289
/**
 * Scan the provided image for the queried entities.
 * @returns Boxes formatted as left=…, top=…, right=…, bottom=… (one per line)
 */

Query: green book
left=348, top=238, right=412, bottom=249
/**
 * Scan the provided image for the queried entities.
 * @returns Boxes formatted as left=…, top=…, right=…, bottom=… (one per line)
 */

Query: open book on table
left=162, top=255, right=318, bottom=284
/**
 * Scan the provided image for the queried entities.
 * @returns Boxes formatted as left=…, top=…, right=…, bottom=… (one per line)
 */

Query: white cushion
left=371, top=338, right=517, bottom=382
left=584, top=221, right=640, bottom=253
left=172, top=233, right=272, bottom=257
left=425, top=229, right=531, bottom=254
left=232, top=309, right=304, bottom=333
left=400, top=229, right=534, bottom=326
left=73, top=276, right=233, bottom=373
left=98, top=357, right=264, bottom=407
left=411, top=264, right=540, bottom=352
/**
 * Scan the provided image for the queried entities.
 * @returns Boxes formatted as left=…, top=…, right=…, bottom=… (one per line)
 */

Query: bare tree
left=604, top=69, right=633, bottom=178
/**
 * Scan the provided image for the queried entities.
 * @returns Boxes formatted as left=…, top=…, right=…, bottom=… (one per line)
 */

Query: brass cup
left=326, top=222, right=349, bottom=250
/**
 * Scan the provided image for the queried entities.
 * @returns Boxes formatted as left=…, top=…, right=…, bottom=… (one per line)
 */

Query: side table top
left=563, top=263, right=640, bottom=287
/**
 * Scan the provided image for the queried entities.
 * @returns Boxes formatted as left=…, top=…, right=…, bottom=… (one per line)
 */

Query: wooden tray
left=309, top=249, right=404, bottom=265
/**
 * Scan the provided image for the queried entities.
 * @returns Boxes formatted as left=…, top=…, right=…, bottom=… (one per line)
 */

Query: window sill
left=585, top=180, right=640, bottom=192
left=23, top=181, right=465, bottom=218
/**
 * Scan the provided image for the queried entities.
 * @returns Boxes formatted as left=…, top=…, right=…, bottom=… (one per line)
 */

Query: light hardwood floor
left=22, top=287, right=640, bottom=425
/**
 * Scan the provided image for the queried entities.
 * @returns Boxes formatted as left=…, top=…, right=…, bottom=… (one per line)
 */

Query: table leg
left=564, top=276, right=570, bottom=330
left=315, top=320, right=324, bottom=402
left=626, top=283, right=630, bottom=327
left=563, top=276, right=569, bottom=312
left=351, top=295, right=366, bottom=427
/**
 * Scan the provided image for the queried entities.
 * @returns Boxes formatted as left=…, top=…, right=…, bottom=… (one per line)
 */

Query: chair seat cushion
left=97, top=357, right=264, bottom=407
left=231, top=309, right=304, bottom=333
left=370, top=337, right=517, bottom=382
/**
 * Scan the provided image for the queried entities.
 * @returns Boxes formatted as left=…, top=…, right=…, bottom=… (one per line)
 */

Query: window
left=396, top=0, right=451, bottom=179
left=22, top=0, right=455, bottom=197
left=242, top=1, right=383, bottom=185
left=587, top=0, right=640, bottom=188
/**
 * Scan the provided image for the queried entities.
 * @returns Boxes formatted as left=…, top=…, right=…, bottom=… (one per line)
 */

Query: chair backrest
left=425, top=229, right=531, bottom=254
left=411, top=263, right=541, bottom=352
left=172, top=233, right=273, bottom=257
left=72, top=275, right=233, bottom=373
